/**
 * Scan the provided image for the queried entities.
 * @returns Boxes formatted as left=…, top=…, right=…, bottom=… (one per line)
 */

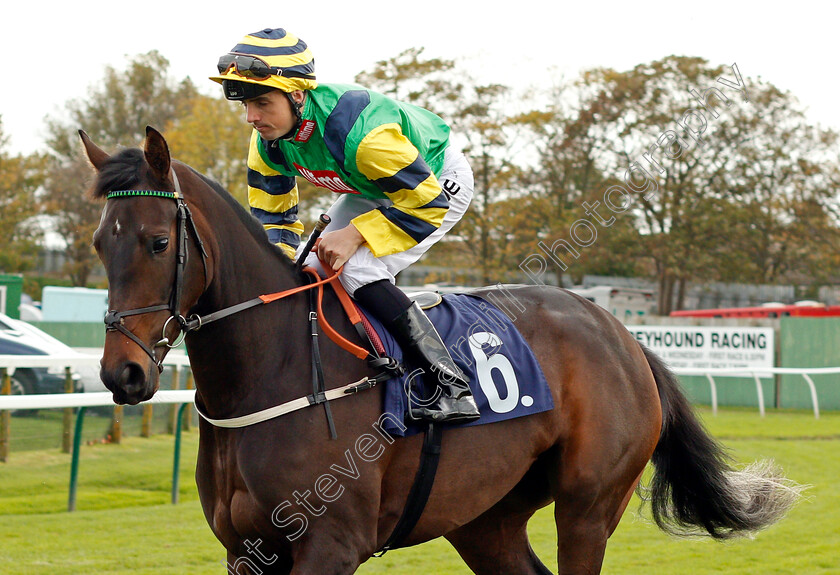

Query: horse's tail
left=641, top=344, right=803, bottom=539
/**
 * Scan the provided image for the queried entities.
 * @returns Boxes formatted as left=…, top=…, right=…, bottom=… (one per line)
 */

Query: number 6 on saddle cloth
left=345, top=287, right=554, bottom=435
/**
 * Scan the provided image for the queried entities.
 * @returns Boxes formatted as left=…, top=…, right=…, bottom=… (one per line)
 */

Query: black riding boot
left=392, top=303, right=481, bottom=423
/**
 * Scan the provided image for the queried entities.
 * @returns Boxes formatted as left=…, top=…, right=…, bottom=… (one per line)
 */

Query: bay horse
left=81, top=126, right=799, bottom=574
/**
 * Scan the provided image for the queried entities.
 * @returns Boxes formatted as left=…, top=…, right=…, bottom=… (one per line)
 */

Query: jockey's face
left=243, top=89, right=305, bottom=140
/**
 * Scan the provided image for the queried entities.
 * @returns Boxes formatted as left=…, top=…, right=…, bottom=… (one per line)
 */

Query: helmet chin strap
left=278, top=91, right=305, bottom=141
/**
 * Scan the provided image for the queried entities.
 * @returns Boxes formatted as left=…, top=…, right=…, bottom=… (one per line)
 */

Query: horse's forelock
left=89, top=149, right=294, bottom=266
left=90, top=148, right=146, bottom=199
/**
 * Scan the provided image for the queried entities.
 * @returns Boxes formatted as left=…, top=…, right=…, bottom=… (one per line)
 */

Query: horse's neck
left=186, top=200, right=311, bottom=417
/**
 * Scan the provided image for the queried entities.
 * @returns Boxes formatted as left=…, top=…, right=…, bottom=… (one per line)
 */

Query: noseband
left=103, top=169, right=208, bottom=372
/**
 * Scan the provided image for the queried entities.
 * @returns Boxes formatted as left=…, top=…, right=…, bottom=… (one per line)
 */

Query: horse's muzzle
left=100, top=361, right=158, bottom=405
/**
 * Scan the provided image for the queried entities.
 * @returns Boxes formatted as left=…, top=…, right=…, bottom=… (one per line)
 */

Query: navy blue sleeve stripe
left=266, top=227, right=301, bottom=248
left=247, top=169, right=296, bottom=195
left=324, top=90, right=370, bottom=170
left=373, top=154, right=434, bottom=195
left=377, top=206, right=438, bottom=244
left=417, top=190, right=450, bottom=210
left=251, top=206, right=299, bottom=226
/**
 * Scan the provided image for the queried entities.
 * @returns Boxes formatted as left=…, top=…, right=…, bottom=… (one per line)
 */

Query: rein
left=103, top=174, right=373, bottom=371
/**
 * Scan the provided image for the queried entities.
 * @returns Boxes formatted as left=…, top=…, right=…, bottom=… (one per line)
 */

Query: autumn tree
left=354, top=47, right=462, bottom=121
left=512, top=80, right=646, bottom=288
left=164, top=94, right=252, bottom=205
left=700, top=80, right=840, bottom=288
left=40, top=51, right=199, bottom=285
left=0, top=118, right=45, bottom=273
left=40, top=157, right=102, bottom=286
left=564, top=56, right=840, bottom=313
left=45, top=50, right=198, bottom=157
left=453, top=83, right=531, bottom=284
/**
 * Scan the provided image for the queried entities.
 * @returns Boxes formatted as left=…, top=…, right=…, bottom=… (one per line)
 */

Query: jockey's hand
left=317, top=224, right=365, bottom=270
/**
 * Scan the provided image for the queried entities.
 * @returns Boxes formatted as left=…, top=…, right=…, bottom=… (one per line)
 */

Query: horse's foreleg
left=447, top=509, right=553, bottom=575
left=554, top=498, right=610, bottom=575
left=283, top=532, right=365, bottom=575
left=224, top=549, right=293, bottom=575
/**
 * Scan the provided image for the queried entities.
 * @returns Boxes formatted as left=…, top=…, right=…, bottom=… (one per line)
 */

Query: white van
left=567, top=286, right=655, bottom=319
left=41, top=286, right=109, bottom=322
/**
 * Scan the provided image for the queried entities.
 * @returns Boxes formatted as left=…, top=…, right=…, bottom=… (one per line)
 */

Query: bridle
left=103, top=169, right=208, bottom=372
left=102, top=167, right=405, bottom=443
left=101, top=169, right=369, bottom=373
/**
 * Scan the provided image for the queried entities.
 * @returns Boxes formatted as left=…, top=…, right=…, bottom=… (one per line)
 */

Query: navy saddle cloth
left=358, top=293, right=553, bottom=437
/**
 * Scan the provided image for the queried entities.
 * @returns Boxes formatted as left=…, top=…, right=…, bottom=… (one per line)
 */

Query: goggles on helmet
left=217, top=53, right=315, bottom=81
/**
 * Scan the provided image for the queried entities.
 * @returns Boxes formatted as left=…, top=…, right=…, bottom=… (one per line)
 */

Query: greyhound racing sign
left=625, top=325, right=774, bottom=371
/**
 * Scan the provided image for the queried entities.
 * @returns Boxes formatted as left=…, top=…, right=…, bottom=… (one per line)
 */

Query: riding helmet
left=210, top=28, right=317, bottom=100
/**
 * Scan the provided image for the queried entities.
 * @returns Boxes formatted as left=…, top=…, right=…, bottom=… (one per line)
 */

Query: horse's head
left=81, top=127, right=209, bottom=404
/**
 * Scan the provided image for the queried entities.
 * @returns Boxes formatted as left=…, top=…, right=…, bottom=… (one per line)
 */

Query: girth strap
left=374, top=422, right=443, bottom=555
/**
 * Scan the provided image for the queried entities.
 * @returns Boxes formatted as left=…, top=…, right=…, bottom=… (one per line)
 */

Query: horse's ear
left=144, top=126, right=171, bottom=180
left=78, top=130, right=110, bottom=171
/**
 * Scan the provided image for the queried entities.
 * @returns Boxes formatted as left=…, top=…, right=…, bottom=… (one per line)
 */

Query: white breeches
left=300, top=146, right=474, bottom=295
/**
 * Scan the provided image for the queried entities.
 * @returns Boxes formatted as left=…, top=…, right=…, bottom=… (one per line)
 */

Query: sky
left=3, top=1, right=839, bottom=156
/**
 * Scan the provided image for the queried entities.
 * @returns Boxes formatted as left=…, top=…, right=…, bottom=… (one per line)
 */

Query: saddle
left=305, top=268, right=553, bottom=435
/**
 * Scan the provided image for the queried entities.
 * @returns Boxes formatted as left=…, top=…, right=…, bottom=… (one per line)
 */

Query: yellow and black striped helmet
left=210, top=28, right=317, bottom=98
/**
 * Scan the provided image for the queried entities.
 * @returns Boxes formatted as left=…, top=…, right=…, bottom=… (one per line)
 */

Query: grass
left=0, top=407, right=838, bottom=574
left=6, top=405, right=191, bottom=452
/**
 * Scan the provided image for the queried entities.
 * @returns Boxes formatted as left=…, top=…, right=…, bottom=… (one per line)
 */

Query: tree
left=0, top=117, right=45, bottom=273
left=513, top=82, right=646, bottom=287
left=164, top=95, right=252, bottom=205
left=701, top=81, right=840, bottom=288
left=40, top=51, right=200, bottom=285
left=354, top=47, right=462, bottom=120
left=565, top=56, right=840, bottom=313
left=40, top=157, right=102, bottom=286
left=454, top=83, right=529, bottom=284
left=45, top=51, right=198, bottom=158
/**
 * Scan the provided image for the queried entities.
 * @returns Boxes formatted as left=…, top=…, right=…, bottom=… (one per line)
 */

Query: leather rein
left=103, top=171, right=371, bottom=372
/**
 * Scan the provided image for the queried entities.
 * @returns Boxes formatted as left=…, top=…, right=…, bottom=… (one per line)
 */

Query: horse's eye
left=152, top=237, right=169, bottom=254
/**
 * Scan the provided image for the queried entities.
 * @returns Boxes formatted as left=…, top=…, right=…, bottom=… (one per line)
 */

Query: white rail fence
left=0, top=353, right=197, bottom=510
left=675, top=366, right=839, bottom=419
left=1, top=354, right=837, bottom=418
left=1, top=354, right=836, bottom=511
left=0, top=353, right=193, bottom=410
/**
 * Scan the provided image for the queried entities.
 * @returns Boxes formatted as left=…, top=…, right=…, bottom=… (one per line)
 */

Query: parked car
left=0, top=312, right=83, bottom=397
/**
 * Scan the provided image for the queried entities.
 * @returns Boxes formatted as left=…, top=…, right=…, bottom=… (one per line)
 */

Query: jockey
left=211, top=28, right=479, bottom=423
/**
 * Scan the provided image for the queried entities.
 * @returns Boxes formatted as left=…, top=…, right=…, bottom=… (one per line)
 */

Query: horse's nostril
left=101, top=361, right=151, bottom=404
left=118, top=362, right=146, bottom=390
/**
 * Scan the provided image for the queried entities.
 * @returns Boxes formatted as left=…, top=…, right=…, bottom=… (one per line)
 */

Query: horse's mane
left=90, top=147, right=294, bottom=266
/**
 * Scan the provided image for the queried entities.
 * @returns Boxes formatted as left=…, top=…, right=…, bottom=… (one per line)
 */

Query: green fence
left=778, top=317, right=840, bottom=410
left=30, top=321, right=105, bottom=348
left=676, top=375, right=776, bottom=408
left=0, top=275, right=23, bottom=319
left=674, top=318, right=840, bottom=411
